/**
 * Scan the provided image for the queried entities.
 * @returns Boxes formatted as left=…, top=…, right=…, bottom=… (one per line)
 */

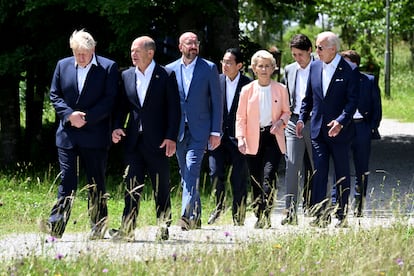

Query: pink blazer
left=235, top=80, right=291, bottom=155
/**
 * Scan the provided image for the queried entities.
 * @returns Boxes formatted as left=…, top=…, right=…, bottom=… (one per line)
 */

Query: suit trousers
left=122, top=135, right=171, bottom=231
left=311, top=132, right=351, bottom=219
left=208, top=134, right=248, bottom=218
left=49, top=146, right=108, bottom=235
left=246, top=130, right=283, bottom=218
left=284, top=115, right=313, bottom=213
left=351, top=120, right=372, bottom=198
left=176, top=128, right=207, bottom=221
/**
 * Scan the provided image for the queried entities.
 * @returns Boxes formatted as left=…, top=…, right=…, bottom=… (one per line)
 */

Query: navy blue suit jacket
left=358, top=72, right=382, bottom=137
left=50, top=55, right=119, bottom=149
left=219, top=73, right=252, bottom=140
left=113, top=64, right=181, bottom=152
left=300, top=57, right=359, bottom=143
left=166, top=57, right=223, bottom=143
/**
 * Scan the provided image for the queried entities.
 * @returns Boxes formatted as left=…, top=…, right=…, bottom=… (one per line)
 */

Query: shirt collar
left=135, top=60, right=156, bottom=77
left=323, top=54, right=341, bottom=69
left=226, top=72, right=240, bottom=83
left=180, top=56, right=198, bottom=69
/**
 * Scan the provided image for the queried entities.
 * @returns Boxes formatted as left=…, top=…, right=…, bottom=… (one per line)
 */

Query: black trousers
left=121, top=135, right=171, bottom=232
left=49, top=146, right=109, bottom=235
left=246, top=130, right=283, bottom=218
left=208, top=134, right=248, bottom=219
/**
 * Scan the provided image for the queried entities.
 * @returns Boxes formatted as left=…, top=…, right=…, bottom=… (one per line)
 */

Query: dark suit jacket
left=220, top=73, right=252, bottom=140
left=166, top=57, right=223, bottom=143
left=300, top=57, right=359, bottom=143
left=50, top=55, right=119, bottom=149
left=113, top=64, right=181, bottom=153
left=358, top=72, right=382, bottom=138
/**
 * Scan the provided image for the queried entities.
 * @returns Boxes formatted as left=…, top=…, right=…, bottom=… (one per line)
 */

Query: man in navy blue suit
left=166, top=32, right=223, bottom=230
left=207, top=48, right=251, bottom=226
left=110, top=36, right=181, bottom=241
left=296, top=31, right=359, bottom=228
left=40, top=29, right=119, bottom=239
left=339, top=50, right=382, bottom=217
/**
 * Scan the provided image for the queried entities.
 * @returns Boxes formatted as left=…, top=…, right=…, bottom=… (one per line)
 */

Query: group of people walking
left=39, top=28, right=381, bottom=242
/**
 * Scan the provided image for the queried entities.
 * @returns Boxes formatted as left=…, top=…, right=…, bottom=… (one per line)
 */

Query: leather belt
left=260, top=125, right=272, bottom=132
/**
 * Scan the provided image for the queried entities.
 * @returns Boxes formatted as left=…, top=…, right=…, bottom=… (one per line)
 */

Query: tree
left=0, top=0, right=241, bottom=168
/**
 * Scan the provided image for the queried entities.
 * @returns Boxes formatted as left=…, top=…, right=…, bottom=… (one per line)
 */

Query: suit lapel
left=125, top=69, right=141, bottom=109
left=325, top=58, right=345, bottom=98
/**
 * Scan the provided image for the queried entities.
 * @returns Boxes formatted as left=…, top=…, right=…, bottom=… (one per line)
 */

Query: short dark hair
left=225, top=47, right=243, bottom=64
left=289, top=34, right=312, bottom=51
left=340, top=50, right=361, bottom=66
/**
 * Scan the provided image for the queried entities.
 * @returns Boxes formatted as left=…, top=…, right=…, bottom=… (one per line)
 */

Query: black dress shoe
left=335, top=218, right=348, bottom=228
left=207, top=209, right=222, bottom=225
left=178, top=217, right=190, bottom=231
left=309, top=214, right=331, bottom=228
left=281, top=214, right=298, bottom=226
left=156, top=227, right=169, bottom=241
left=109, top=228, right=135, bottom=242
left=38, top=219, right=63, bottom=239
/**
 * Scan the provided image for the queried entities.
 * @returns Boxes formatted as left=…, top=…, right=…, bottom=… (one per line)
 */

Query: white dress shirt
left=225, top=72, right=240, bottom=113
left=135, top=60, right=155, bottom=106
left=258, top=84, right=272, bottom=127
left=322, top=54, right=341, bottom=97
left=76, top=54, right=97, bottom=93
left=293, top=62, right=311, bottom=115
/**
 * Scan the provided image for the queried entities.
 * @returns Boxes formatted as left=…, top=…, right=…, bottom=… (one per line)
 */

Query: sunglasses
left=315, top=45, right=332, bottom=51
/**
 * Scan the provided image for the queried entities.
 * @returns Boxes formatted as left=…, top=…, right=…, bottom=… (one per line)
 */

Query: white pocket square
left=335, top=78, right=344, bottom=82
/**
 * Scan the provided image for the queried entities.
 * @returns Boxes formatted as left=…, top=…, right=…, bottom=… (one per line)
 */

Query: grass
left=0, top=165, right=413, bottom=275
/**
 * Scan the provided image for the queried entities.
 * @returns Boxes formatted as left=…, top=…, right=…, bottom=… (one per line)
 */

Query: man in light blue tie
left=166, top=32, right=223, bottom=230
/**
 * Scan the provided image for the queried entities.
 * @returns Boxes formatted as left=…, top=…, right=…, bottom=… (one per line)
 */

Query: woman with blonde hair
left=236, top=50, right=291, bottom=228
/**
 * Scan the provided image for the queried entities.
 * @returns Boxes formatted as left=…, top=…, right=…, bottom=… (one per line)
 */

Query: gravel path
left=1, top=118, right=413, bottom=263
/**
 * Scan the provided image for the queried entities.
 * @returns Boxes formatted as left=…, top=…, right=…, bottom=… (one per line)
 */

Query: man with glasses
left=207, top=48, right=251, bottom=226
left=166, top=32, right=223, bottom=230
left=296, top=31, right=359, bottom=228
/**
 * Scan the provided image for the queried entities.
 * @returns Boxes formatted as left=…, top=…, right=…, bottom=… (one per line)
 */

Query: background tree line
left=0, top=0, right=412, bottom=169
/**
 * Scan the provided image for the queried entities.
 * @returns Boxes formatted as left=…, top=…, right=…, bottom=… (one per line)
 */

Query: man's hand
left=208, top=135, right=221, bottom=151
left=160, top=139, right=176, bottom=157
left=112, top=128, right=126, bottom=143
left=69, top=111, right=87, bottom=128
left=296, top=121, right=304, bottom=138
left=327, top=120, right=343, bottom=137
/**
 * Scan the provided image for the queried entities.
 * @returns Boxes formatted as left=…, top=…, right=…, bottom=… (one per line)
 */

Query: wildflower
left=172, top=253, right=177, bottom=262
left=224, top=231, right=231, bottom=237
left=280, top=267, right=286, bottom=272
left=102, top=268, right=109, bottom=273
left=395, top=258, right=404, bottom=266
left=55, top=253, right=64, bottom=260
left=273, top=243, right=282, bottom=249
left=48, top=236, right=57, bottom=243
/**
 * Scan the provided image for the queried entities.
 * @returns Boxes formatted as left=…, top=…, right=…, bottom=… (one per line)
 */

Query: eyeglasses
left=220, top=60, right=235, bottom=66
left=183, top=41, right=200, bottom=47
left=315, top=45, right=332, bottom=51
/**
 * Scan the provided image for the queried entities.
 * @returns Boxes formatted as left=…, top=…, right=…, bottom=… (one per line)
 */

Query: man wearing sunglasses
left=296, top=31, right=359, bottom=228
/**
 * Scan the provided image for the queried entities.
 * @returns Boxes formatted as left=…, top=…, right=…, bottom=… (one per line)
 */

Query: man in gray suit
left=166, top=32, right=223, bottom=230
left=281, top=34, right=314, bottom=225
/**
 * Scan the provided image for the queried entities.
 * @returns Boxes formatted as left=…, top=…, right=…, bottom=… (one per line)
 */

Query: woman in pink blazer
left=236, top=50, right=291, bottom=228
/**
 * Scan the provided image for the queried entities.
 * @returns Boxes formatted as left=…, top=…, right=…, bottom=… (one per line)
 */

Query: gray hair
left=69, top=29, right=97, bottom=50
left=317, top=31, right=340, bottom=52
